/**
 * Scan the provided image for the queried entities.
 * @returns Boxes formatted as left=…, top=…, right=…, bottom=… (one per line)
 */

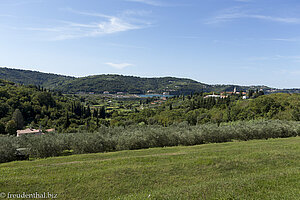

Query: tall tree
left=64, top=112, right=71, bottom=129
left=0, top=122, right=6, bottom=134
left=85, top=106, right=91, bottom=118
left=99, top=106, right=106, bottom=119
left=93, top=109, right=98, bottom=118
left=5, top=120, right=17, bottom=135
left=12, top=109, right=24, bottom=130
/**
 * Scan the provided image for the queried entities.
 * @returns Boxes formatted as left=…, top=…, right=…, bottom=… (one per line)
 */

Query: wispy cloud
left=105, top=62, right=133, bottom=69
left=0, top=14, right=15, bottom=18
left=107, top=43, right=146, bottom=49
left=24, top=8, right=151, bottom=40
left=173, top=35, right=203, bottom=39
left=24, top=27, right=61, bottom=32
left=206, top=7, right=300, bottom=24
left=64, top=8, right=111, bottom=18
left=249, top=55, right=300, bottom=63
left=125, top=0, right=164, bottom=6
left=0, top=0, right=44, bottom=7
left=234, top=0, right=252, bottom=2
left=277, top=69, right=300, bottom=76
left=269, top=38, right=300, bottom=42
left=125, top=0, right=185, bottom=7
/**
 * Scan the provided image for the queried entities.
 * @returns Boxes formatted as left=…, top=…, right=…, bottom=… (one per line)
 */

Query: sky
left=0, top=0, right=300, bottom=88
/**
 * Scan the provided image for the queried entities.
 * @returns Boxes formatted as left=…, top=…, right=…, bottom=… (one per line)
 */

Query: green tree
left=35, top=92, right=56, bottom=107
left=63, top=113, right=71, bottom=129
left=248, top=90, right=254, bottom=98
left=5, top=120, right=17, bottom=135
left=12, top=109, right=24, bottom=130
left=99, top=106, right=106, bottom=119
left=0, top=103, right=9, bottom=118
left=93, top=109, right=98, bottom=118
left=0, top=122, right=6, bottom=134
left=85, top=106, right=91, bottom=118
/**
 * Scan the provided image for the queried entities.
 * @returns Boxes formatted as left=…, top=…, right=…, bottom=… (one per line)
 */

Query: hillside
left=0, top=67, right=74, bottom=89
left=1, top=137, right=300, bottom=199
left=0, top=78, right=87, bottom=134
left=0, top=67, right=274, bottom=95
left=55, top=74, right=210, bottom=94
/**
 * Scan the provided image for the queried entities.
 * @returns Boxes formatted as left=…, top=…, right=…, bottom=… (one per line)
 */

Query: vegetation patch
left=1, top=120, right=299, bottom=163
left=1, top=137, right=300, bottom=199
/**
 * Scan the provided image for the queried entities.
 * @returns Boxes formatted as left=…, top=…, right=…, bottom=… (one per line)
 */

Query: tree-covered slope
left=0, top=67, right=280, bottom=94
left=0, top=79, right=88, bottom=134
left=0, top=67, right=74, bottom=89
left=55, top=74, right=211, bottom=94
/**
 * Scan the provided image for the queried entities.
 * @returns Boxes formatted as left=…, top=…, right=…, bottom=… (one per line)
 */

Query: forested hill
left=55, top=75, right=212, bottom=94
left=0, top=67, right=278, bottom=94
left=0, top=67, right=75, bottom=89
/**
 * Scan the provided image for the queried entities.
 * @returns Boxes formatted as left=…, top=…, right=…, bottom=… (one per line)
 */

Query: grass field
left=1, top=137, right=300, bottom=199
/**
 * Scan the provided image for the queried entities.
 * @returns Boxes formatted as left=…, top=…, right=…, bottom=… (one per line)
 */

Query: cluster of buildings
left=204, top=87, right=249, bottom=99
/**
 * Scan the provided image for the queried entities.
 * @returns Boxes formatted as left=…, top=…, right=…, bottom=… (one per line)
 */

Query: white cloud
left=23, top=8, right=151, bottom=40
left=25, top=27, right=61, bottom=32
left=248, top=55, right=300, bottom=63
left=126, top=0, right=164, bottom=6
left=249, top=15, right=300, bottom=23
left=107, top=43, right=146, bottom=49
left=235, top=0, right=252, bottom=2
left=270, top=38, right=300, bottom=42
left=0, top=0, right=44, bottom=7
left=105, top=62, right=133, bottom=69
left=206, top=7, right=300, bottom=24
left=0, top=14, right=14, bottom=17
left=277, top=69, right=300, bottom=76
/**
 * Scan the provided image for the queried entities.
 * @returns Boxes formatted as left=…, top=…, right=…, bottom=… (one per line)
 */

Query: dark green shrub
left=0, top=135, right=18, bottom=163
left=1, top=120, right=300, bottom=163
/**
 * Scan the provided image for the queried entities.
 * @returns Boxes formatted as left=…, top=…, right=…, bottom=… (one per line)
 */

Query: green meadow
left=1, top=137, right=300, bottom=199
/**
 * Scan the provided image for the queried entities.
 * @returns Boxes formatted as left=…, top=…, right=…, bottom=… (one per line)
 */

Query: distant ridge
left=0, top=67, right=75, bottom=89
left=1, top=67, right=299, bottom=94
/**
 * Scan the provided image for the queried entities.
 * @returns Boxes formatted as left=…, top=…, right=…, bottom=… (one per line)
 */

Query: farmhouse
left=204, top=92, right=227, bottom=99
left=17, top=128, right=41, bottom=137
left=17, top=128, right=55, bottom=137
left=204, top=94, right=221, bottom=98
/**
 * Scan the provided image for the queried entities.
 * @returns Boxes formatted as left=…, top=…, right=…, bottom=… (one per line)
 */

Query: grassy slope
left=1, top=137, right=300, bottom=199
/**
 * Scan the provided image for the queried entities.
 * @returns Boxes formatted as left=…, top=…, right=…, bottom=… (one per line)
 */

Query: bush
left=0, top=135, right=18, bottom=163
left=1, top=120, right=300, bottom=163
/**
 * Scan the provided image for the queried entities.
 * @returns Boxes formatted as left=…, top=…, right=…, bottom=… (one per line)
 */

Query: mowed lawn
left=1, top=137, right=300, bottom=200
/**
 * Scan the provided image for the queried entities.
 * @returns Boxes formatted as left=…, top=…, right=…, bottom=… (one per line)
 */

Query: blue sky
left=0, top=0, right=300, bottom=88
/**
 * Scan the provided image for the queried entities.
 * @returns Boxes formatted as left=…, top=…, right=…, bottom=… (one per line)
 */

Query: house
left=46, top=129, right=55, bottom=133
left=221, top=91, right=247, bottom=95
left=103, top=91, right=110, bottom=94
left=147, top=90, right=155, bottom=94
left=204, top=94, right=222, bottom=98
left=204, top=93, right=226, bottom=99
left=17, top=128, right=55, bottom=137
left=17, top=128, right=42, bottom=137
